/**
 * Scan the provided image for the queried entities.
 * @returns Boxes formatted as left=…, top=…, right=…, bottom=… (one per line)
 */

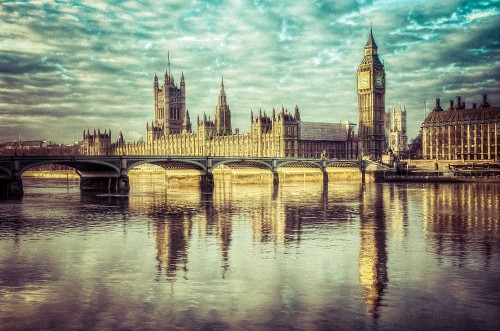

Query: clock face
left=375, top=72, right=384, bottom=88
left=359, top=72, right=370, bottom=89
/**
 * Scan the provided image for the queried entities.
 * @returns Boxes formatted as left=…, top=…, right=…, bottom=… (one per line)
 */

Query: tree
left=408, top=131, right=422, bottom=159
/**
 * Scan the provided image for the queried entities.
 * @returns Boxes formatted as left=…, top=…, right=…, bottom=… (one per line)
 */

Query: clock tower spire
left=357, top=26, right=386, bottom=160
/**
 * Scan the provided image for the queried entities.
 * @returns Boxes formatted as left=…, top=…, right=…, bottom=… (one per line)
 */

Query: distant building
left=82, top=60, right=358, bottom=159
left=80, top=129, right=113, bottom=156
left=388, top=106, right=408, bottom=158
left=0, top=140, right=80, bottom=156
left=422, top=94, right=500, bottom=161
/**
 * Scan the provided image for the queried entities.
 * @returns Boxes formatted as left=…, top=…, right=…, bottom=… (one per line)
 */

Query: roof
left=299, top=122, right=349, bottom=141
left=423, top=106, right=500, bottom=126
left=365, top=27, right=378, bottom=48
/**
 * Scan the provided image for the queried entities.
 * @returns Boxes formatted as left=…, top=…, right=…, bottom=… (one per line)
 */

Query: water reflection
left=359, top=184, right=388, bottom=318
left=422, top=183, right=500, bottom=267
left=1, top=178, right=500, bottom=330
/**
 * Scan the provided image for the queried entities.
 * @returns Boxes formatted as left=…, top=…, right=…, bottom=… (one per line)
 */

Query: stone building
left=80, top=129, right=114, bottom=156
left=150, top=54, right=186, bottom=137
left=79, top=44, right=360, bottom=159
left=357, top=27, right=386, bottom=160
left=422, top=94, right=500, bottom=161
left=81, top=59, right=358, bottom=159
left=388, top=106, right=408, bottom=157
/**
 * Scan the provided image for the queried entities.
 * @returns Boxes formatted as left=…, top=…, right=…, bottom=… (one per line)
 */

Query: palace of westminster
left=80, top=28, right=499, bottom=163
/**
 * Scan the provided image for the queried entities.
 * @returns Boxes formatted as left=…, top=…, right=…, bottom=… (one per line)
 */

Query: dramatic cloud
left=0, top=0, right=498, bottom=143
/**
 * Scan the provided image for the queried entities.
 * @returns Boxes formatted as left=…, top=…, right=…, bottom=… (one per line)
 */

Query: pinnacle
left=365, top=25, right=378, bottom=48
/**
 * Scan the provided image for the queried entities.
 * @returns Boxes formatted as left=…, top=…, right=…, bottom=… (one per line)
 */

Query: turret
left=294, top=105, right=300, bottom=121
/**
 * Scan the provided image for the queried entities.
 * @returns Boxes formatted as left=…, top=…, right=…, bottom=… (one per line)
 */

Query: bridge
left=0, top=155, right=363, bottom=199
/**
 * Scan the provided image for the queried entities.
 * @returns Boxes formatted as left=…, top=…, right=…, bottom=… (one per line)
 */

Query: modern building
left=82, top=60, right=358, bottom=159
left=357, top=27, right=386, bottom=160
left=422, top=94, right=500, bottom=161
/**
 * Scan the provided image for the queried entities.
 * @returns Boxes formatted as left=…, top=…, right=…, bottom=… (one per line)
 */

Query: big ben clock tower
left=357, top=26, right=385, bottom=160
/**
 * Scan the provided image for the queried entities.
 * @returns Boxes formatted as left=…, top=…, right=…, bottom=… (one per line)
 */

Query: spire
left=168, top=51, right=171, bottom=78
left=365, top=23, right=378, bottom=48
left=182, top=109, right=192, bottom=133
left=294, top=105, right=300, bottom=121
left=218, top=76, right=227, bottom=105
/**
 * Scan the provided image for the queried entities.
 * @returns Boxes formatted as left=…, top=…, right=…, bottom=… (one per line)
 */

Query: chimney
left=473, top=103, right=476, bottom=108
left=449, top=100, right=454, bottom=110
left=480, top=93, right=490, bottom=108
left=433, top=98, right=443, bottom=112
left=455, top=96, right=462, bottom=110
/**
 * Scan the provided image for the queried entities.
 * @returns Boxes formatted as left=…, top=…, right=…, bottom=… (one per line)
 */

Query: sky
left=0, top=0, right=499, bottom=144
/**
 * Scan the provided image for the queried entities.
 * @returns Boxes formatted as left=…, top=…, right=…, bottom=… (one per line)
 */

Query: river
left=0, top=176, right=499, bottom=330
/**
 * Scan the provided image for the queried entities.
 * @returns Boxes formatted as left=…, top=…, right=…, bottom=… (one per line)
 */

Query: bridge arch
left=211, top=159, right=273, bottom=172
left=126, top=159, right=207, bottom=173
left=325, top=160, right=360, bottom=169
left=276, top=160, right=323, bottom=170
left=0, top=165, right=11, bottom=178
left=19, top=159, right=121, bottom=176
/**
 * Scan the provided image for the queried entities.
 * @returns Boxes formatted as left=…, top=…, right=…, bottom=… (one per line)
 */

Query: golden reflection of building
left=212, top=182, right=234, bottom=276
left=154, top=213, right=192, bottom=281
left=422, top=184, right=500, bottom=265
left=127, top=175, right=202, bottom=281
left=251, top=183, right=325, bottom=245
left=383, top=184, right=408, bottom=245
left=359, top=184, right=388, bottom=319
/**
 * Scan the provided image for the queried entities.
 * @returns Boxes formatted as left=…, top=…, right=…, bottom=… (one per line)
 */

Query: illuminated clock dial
left=375, top=72, right=384, bottom=88
left=359, top=72, right=370, bottom=89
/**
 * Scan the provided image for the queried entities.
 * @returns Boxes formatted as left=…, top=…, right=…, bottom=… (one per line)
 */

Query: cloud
left=0, top=0, right=498, bottom=143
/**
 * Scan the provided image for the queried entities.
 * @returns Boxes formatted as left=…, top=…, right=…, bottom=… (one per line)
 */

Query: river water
left=0, top=176, right=499, bottom=330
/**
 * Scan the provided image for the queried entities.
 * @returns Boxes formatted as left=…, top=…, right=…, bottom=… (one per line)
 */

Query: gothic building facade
left=357, top=27, right=386, bottom=160
left=388, top=106, right=408, bottom=157
left=81, top=60, right=358, bottom=159
left=422, top=94, right=500, bottom=161
left=81, top=129, right=115, bottom=156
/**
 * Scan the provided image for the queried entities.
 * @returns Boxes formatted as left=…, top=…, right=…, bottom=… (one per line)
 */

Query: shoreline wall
left=22, top=167, right=368, bottom=183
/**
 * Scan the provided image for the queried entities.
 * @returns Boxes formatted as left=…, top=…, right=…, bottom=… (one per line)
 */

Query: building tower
left=389, top=106, right=408, bottom=157
left=214, top=77, right=232, bottom=136
left=357, top=26, right=386, bottom=160
left=152, top=54, right=186, bottom=137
